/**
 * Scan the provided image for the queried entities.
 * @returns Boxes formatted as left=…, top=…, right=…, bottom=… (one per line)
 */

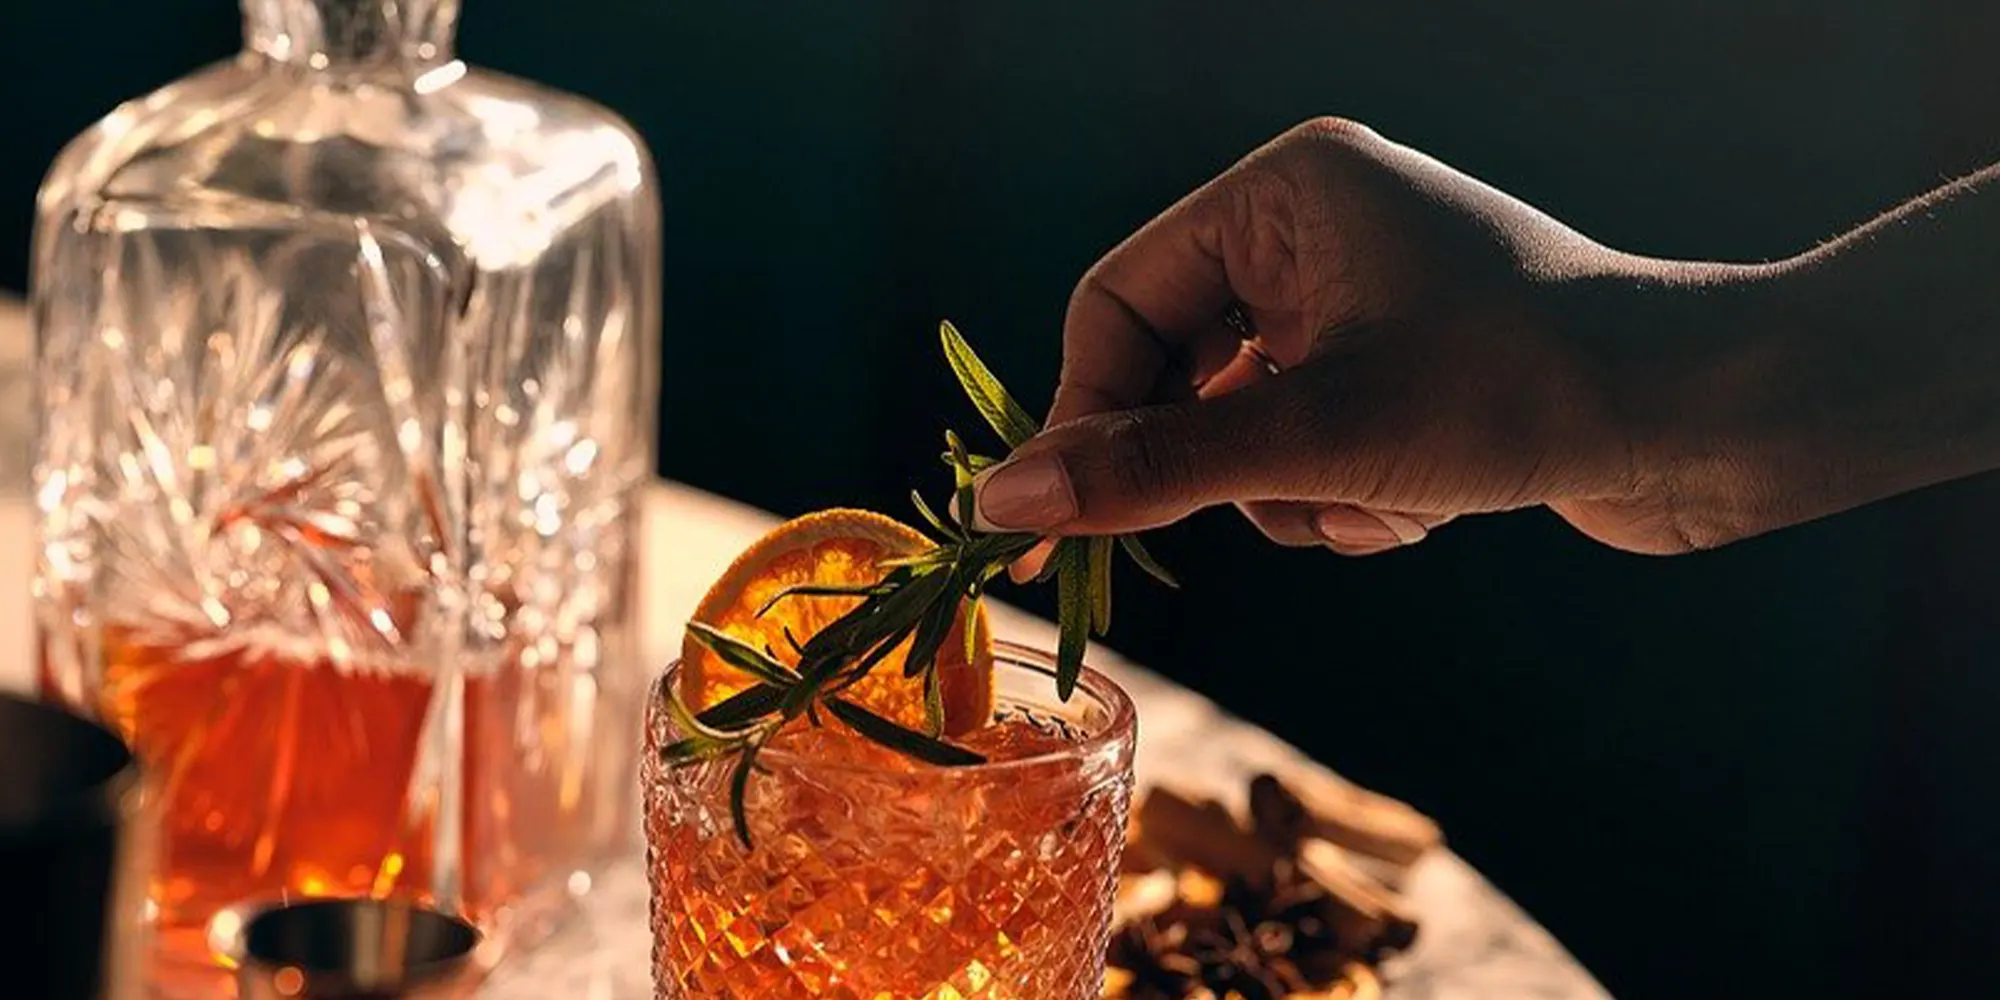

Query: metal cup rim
left=236, top=898, right=483, bottom=987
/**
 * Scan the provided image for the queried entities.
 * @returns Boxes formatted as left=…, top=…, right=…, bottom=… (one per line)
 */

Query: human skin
left=970, top=118, right=2000, bottom=559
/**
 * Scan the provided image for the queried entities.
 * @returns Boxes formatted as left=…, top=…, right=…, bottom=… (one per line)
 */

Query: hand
left=971, top=117, right=1739, bottom=557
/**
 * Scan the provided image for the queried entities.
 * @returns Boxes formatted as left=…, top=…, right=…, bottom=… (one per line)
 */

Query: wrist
left=1747, top=244, right=2000, bottom=515
left=1554, top=255, right=1804, bottom=546
left=1590, top=247, right=2000, bottom=545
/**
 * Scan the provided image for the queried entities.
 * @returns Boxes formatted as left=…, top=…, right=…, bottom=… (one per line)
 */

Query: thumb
left=969, top=367, right=1341, bottom=535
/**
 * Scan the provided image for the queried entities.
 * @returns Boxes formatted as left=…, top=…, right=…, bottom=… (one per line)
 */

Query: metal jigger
left=235, top=899, right=482, bottom=999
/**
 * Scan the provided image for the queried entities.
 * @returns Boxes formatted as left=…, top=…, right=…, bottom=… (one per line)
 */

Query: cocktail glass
left=642, top=642, right=1137, bottom=999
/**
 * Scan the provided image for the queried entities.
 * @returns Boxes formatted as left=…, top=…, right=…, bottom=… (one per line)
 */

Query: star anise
left=1108, top=866, right=1356, bottom=1000
left=1107, top=918, right=1205, bottom=1000
left=1185, top=908, right=1312, bottom=1000
left=1109, top=860, right=1375, bottom=999
left=1114, top=779, right=1429, bottom=998
left=1219, top=862, right=1355, bottom=987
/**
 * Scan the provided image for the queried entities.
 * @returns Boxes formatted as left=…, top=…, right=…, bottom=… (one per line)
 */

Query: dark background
left=10, top=2, right=2000, bottom=996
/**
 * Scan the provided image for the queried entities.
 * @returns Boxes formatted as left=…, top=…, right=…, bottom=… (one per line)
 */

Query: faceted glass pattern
left=643, top=648, right=1137, bottom=1000
left=30, top=0, right=659, bottom=983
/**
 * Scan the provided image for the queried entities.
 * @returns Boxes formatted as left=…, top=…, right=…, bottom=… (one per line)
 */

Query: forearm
left=1617, top=166, right=2000, bottom=540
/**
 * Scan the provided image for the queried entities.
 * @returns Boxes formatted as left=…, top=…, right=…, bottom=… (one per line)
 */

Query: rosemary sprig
left=661, top=321, right=1180, bottom=846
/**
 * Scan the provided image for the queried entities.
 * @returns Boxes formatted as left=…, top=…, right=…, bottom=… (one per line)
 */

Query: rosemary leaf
left=946, top=429, right=978, bottom=530
left=1118, top=533, right=1180, bottom=589
left=785, top=649, right=855, bottom=717
left=666, top=679, right=758, bottom=742
left=1055, top=539, right=1091, bottom=700
left=940, top=320, right=1039, bottom=448
left=963, top=578, right=985, bottom=663
left=825, top=697, right=985, bottom=766
left=658, top=735, right=734, bottom=767
left=910, top=490, right=962, bottom=542
left=1088, top=535, right=1114, bottom=633
left=938, top=451, right=1001, bottom=473
left=846, top=619, right=922, bottom=683
left=757, top=582, right=895, bottom=618
left=698, top=683, right=788, bottom=731
left=793, top=572, right=935, bottom=681
left=1034, top=537, right=1074, bottom=585
left=967, top=530, right=1042, bottom=565
left=685, top=621, right=802, bottom=690
left=843, top=569, right=952, bottom=657
left=903, top=589, right=961, bottom=680
left=877, top=550, right=956, bottom=570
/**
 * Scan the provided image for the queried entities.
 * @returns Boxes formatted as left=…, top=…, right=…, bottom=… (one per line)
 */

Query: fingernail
left=1372, top=511, right=1429, bottom=545
left=1313, top=505, right=1427, bottom=548
left=973, top=454, right=1078, bottom=531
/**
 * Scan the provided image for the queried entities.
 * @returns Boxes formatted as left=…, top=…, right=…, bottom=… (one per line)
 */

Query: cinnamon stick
left=1296, top=839, right=1419, bottom=955
left=1134, top=786, right=1281, bottom=882
left=1249, top=771, right=1441, bottom=871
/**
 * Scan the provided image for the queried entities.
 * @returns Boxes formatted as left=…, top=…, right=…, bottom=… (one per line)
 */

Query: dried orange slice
left=680, top=508, right=995, bottom=738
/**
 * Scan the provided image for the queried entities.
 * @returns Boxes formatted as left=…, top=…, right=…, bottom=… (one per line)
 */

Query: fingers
left=1232, top=500, right=1329, bottom=547
left=1006, top=537, right=1059, bottom=585
left=1238, top=500, right=1453, bottom=554
left=1050, top=149, right=1298, bottom=428
left=1002, top=321, right=1301, bottom=578
left=1315, top=504, right=1454, bottom=554
left=1198, top=340, right=1282, bottom=400
left=973, top=366, right=1336, bottom=535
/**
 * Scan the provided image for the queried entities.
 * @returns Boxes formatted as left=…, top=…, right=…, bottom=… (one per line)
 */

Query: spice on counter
left=1105, top=772, right=1433, bottom=1000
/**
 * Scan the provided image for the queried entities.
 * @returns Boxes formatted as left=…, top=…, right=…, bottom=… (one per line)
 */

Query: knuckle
left=1064, top=261, right=1140, bottom=345
left=1066, top=267, right=1112, bottom=319
left=1096, top=410, right=1196, bottom=506
left=1223, top=156, right=1299, bottom=226
left=1252, top=117, right=1383, bottom=210
left=1280, top=116, right=1381, bottom=156
left=1290, top=115, right=1375, bottom=142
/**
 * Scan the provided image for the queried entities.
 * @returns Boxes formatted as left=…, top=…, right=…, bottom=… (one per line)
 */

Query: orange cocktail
left=643, top=645, right=1137, bottom=1000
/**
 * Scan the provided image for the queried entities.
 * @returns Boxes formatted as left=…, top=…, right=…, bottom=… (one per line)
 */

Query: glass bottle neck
left=241, top=0, right=460, bottom=69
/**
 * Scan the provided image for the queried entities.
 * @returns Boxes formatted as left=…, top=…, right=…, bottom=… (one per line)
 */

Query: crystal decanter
left=30, top=0, right=660, bottom=989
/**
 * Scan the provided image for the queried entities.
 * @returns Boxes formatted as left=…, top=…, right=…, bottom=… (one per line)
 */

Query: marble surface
left=0, top=295, right=1609, bottom=998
